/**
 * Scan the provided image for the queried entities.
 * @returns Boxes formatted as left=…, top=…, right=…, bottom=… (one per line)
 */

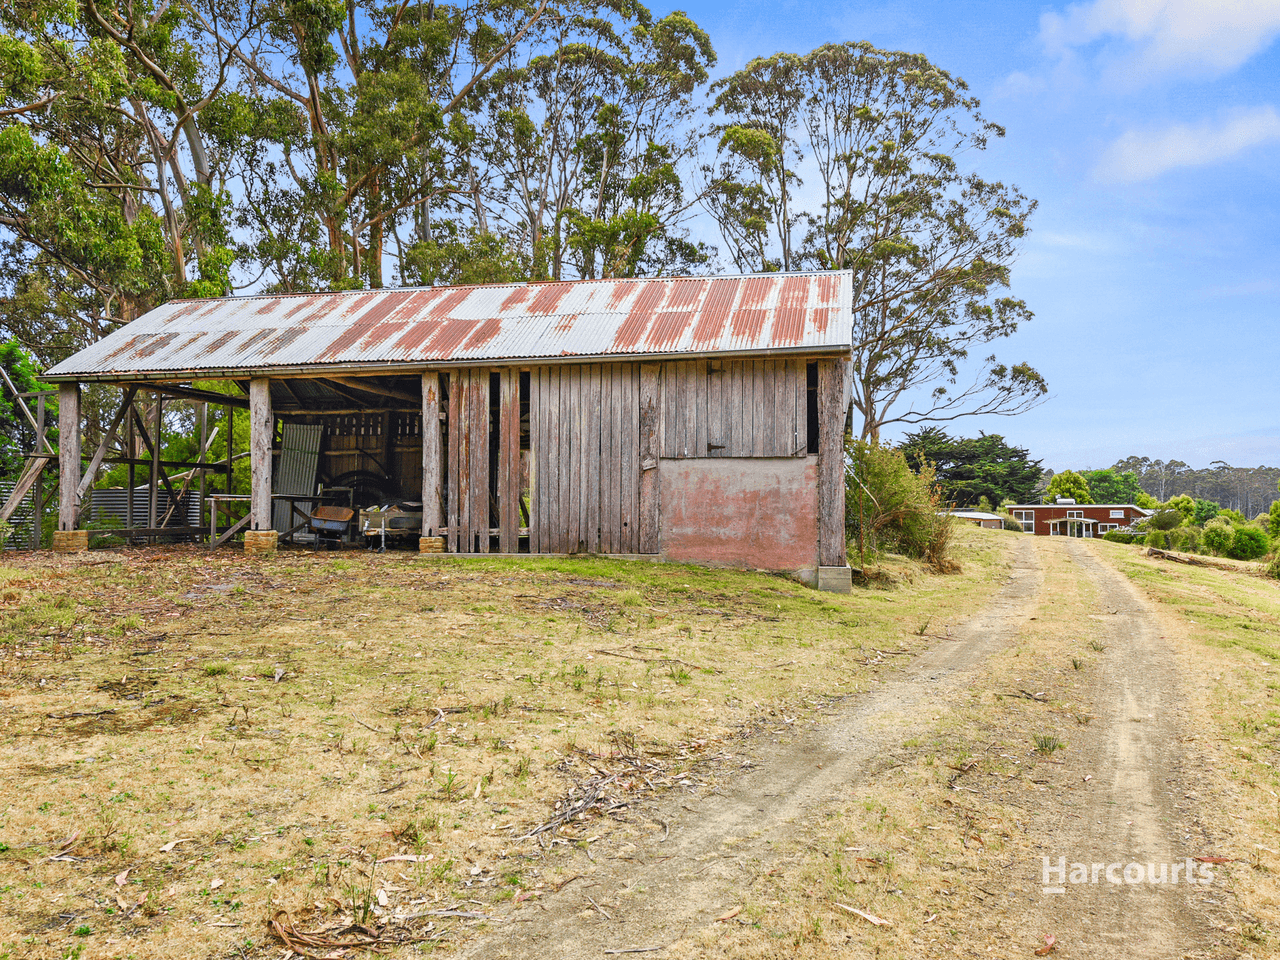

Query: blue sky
left=677, top=0, right=1280, bottom=471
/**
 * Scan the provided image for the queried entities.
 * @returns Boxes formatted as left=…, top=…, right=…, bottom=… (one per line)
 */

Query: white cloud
left=1095, top=105, right=1280, bottom=181
left=1041, top=0, right=1280, bottom=77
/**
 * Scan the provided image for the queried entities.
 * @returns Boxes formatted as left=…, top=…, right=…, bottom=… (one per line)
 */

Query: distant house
left=1005, top=500, right=1152, bottom=537
left=946, top=510, right=1004, bottom=530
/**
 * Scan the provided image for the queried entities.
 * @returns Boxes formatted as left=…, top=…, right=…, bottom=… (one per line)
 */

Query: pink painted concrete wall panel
left=658, top=457, right=818, bottom=573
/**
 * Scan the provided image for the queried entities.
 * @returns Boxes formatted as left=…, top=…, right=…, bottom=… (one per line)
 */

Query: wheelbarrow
left=309, top=505, right=354, bottom=550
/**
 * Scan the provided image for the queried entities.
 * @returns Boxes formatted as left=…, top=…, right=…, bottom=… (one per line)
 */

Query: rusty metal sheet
left=45, top=272, right=852, bottom=380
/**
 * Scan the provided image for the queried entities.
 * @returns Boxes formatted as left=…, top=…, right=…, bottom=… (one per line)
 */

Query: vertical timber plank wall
left=524, top=362, right=646, bottom=555
left=249, top=378, right=273, bottom=531
left=817, top=359, right=847, bottom=567
left=57, top=383, right=80, bottom=531
left=657, top=360, right=807, bottom=459
left=638, top=363, right=660, bottom=553
left=422, top=372, right=442, bottom=536
left=499, top=369, right=520, bottom=552
left=468, top=369, right=489, bottom=553
left=447, top=370, right=465, bottom=552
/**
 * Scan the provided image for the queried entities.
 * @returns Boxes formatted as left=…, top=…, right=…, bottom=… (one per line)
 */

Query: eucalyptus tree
left=0, top=0, right=239, bottom=361
left=706, top=42, right=1044, bottom=441
left=467, top=7, right=715, bottom=280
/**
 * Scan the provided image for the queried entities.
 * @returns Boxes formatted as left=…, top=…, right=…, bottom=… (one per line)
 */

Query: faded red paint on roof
left=772, top=275, right=810, bottom=345
left=499, top=285, right=533, bottom=311
left=463, top=316, right=504, bottom=350
left=528, top=283, right=571, bottom=315
left=647, top=309, right=694, bottom=350
left=730, top=308, right=769, bottom=344
left=135, top=333, right=180, bottom=359
left=609, top=282, right=667, bottom=351
left=423, top=318, right=482, bottom=356
left=690, top=278, right=739, bottom=347
left=739, top=276, right=774, bottom=310
left=392, top=319, right=444, bottom=353
left=202, top=331, right=239, bottom=355
left=282, top=297, right=320, bottom=321
left=428, top=288, right=471, bottom=319
left=46, top=273, right=852, bottom=380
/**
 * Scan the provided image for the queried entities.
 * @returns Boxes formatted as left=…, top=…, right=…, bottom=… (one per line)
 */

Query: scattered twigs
left=604, top=948, right=664, bottom=955
left=46, top=709, right=116, bottom=719
left=594, top=647, right=716, bottom=673
left=268, top=909, right=415, bottom=957
left=586, top=895, right=613, bottom=920
left=351, top=715, right=388, bottom=734
left=994, top=690, right=1050, bottom=702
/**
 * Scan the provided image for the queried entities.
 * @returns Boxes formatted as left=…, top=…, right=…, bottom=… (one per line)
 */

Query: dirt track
left=460, top=537, right=1237, bottom=959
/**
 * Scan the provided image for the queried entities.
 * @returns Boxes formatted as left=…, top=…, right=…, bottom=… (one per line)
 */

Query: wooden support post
left=249, top=378, right=274, bottom=533
left=57, top=383, right=80, bottom=530
left=817, top=359, right=848, bottom=568
left=638, top=363, right=660, bottom=554
left=149, top=395, right=162, bottom=533
left=421, top=372, right=443, bottom=544
left=126, top=401, right=135, bottom=531
left=32, top=395, right=45, bottom=548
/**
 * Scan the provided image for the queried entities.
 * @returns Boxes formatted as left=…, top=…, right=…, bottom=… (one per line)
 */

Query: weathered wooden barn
left=42, top=272, right=854, bottom=589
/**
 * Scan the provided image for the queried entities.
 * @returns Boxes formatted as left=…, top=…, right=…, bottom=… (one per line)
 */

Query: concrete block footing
left=817, top=565, right=852, bottom=593
left=419, top=536, right=446, bottom=554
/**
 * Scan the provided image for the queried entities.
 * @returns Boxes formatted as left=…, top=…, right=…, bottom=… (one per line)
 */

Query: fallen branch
left=835, top=902, right=893, bottom=927
left=593, top=647, right=716, bottom=673
left=994, top=690, right=1050, bottom=702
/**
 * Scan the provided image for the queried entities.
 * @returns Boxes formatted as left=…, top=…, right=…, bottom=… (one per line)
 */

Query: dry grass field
left=0, top=529, right=1013, bottom=960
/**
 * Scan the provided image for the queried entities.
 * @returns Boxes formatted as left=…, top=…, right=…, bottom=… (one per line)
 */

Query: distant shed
left=43, top=272, right=854, bottom=590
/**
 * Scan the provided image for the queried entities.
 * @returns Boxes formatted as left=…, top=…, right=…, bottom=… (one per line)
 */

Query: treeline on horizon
left=898, top=427, right=1279, bottom=515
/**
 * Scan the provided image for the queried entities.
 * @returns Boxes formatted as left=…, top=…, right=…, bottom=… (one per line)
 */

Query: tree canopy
left=1045, top=469, right=1090, bottom=504
left=1080, top=469, right=1141, bottom=505
left=706, top=43, right=1045, bottom=441
left=898, top=427, right=1042, bottom=507
left=1, top=14, right=1044, bottom=450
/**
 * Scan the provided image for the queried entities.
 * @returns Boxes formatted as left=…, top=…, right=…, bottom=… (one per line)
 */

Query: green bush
left=1226, top=526, right=1270, bottom=561
left=846, top=440, right=954, bottom=571
left=1193, top=499, right=1220, bottom=525
left=1144, top=528, right=1167, bottom=549
left=1202, top=518, right=1233, bottom=556
left=1148, top=509, right=1183, bottom=531
left=1167, top=527, right=1197, bottom=553
left=1102, top=530, right=1143, bottom=544
left=1266, top=551, right=1280, bottom=580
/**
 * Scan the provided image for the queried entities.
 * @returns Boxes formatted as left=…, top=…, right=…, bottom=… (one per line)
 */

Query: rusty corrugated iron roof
left=45, top=272, right=852, bottom=380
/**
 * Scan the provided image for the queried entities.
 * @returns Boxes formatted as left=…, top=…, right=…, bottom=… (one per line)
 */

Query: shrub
left=1148, top=509, right=1182, bottom=531
left=1227, top=526, right=1270, bottom=561
left=1103, top=530, right=1142, bottom=544
left=1144, top=528, right=1167, bottom=549
left=1220, top=508, right=1247, bottom=525
left=999, top=513, right=1023, bottom=532
left=1193, top=499, right=1220, bottom=525
left=1267, top=551, right=1280, bottom=580
left=1202, top=518, right=1233, bottom=556
left=846, top=440, right=954, bottom=571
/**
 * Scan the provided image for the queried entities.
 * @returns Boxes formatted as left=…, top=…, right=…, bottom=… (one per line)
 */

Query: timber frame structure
left=40, top=272, right=855, bottom=589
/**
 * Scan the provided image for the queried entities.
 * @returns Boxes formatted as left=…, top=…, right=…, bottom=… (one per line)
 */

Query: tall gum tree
left=706, top=42, right=1046, bottom=442
left=0, top=0, right=239, bottom=361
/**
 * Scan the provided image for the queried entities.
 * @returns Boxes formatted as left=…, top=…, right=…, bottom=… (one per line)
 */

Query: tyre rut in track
left=461, top=538, right=1044, bottom=959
